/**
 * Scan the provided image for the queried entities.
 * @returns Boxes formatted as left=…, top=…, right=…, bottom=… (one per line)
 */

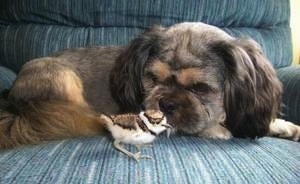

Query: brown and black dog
left=1, top=22, right=299, bottom=149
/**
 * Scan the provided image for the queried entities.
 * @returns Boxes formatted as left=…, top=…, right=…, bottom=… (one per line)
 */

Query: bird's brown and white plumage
left=101, top=110, right=172, bottom=161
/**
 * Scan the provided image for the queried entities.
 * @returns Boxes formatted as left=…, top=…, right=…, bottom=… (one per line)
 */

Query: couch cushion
left=0, top=66, right=16, bottom=92
left=277, top=66, right=300, bottom=124
left=0, top=0, right=290, bottom=28
left=0, top=136, right=299, bottom=183
left=0, top=0, right=292, bottom=72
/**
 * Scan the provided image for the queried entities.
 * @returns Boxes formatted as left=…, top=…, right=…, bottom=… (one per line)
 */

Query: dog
left=0, top=22, right=299, bottom=149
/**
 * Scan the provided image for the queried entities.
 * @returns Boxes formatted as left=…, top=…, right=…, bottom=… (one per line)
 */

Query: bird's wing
left=112, top=115, right=138, bottom=130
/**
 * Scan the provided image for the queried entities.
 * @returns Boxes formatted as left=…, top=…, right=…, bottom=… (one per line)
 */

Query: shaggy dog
left=0, top=22, right=299, bottom=149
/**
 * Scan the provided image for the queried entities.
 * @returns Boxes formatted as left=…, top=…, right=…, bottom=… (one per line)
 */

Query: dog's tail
left=0, top=90, right=106, bottom=149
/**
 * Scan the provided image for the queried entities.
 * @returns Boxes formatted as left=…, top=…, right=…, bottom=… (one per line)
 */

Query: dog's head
left=110, top=22, right=282, bottom=138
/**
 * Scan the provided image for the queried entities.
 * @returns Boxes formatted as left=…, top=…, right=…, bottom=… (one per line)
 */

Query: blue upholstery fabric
left=0, top=0, right=290, bottom=28
left=0, top=136, right=299, bottom=184
left=0, top=0, right=292, bottom=72
left=277, top=66, right=300, bottom=124
left=0, top=0, right=299, bottom=183
left=0, top=66, right=16, bottom=92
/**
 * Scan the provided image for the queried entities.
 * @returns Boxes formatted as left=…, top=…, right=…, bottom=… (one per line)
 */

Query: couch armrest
left=0, top=66, right=16, bottom=93
left=277, top=66, right=300, bottom=124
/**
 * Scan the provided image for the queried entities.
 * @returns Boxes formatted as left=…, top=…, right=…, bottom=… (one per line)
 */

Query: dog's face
left=141, top=26, right=227, bottom=134
left=142, top=59, right=225, bottom=134
left=110, top=23, right=282, bottom=138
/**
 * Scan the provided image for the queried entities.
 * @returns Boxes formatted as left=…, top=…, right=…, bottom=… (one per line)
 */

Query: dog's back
left=0, top=46, right=122, bottom=149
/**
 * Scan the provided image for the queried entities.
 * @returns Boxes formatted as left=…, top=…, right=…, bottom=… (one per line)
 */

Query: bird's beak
left=162, top=123, right=173, bottom=138
left=162, top=123, right=173, bottom=129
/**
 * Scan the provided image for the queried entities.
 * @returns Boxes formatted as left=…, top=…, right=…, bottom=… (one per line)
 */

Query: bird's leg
left=113, top=140, right=152, bottom=161
left=113, top=140, right=136, bottom=158
left=134, top=144, right=153, bottom=160
left=133, top=152, right=153, bottom=160
left=135, top=144, right=153, bottom=151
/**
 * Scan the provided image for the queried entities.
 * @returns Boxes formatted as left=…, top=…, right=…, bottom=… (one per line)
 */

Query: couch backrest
left=0, top=0, right=292, bottom=72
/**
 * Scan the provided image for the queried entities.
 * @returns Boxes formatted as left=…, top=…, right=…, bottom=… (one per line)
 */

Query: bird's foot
left=114, top=140, right=153, bottom=161
left=131, top=152, right=153, bottom=161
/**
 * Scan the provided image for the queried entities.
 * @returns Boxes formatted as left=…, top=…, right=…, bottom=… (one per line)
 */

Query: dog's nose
left=159, top=99, right=176, bottom=114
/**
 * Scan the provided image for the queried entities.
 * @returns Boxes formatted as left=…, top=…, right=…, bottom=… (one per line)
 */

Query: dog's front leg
left=268, top=119, right=300, bottom=141
left=199, top=124, right=232, bottom=140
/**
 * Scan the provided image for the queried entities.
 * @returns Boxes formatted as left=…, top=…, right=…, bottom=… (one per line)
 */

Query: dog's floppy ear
left=212, top=38, right=282, bottom=138
left=110, top=26, right=166, bottom=112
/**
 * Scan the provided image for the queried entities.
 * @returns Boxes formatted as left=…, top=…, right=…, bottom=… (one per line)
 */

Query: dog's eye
left=187, top=83, right=211, bottom=94
left=146, top=72, right=158, bottom=82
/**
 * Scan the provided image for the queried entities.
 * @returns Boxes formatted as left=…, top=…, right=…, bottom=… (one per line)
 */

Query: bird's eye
left=151, top=118, right=162, bottom=124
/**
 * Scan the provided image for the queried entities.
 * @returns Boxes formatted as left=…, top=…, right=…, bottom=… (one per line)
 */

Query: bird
left=100, top=110, right=172, bottom=161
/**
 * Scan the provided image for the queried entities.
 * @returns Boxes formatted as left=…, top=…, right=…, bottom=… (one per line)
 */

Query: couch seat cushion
left=0, top=136, right=299, bottom=183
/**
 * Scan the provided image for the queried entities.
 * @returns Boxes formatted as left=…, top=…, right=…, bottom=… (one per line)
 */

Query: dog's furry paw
left=269, top=119, right=300, bottom=141
left=199, top=124, right=232, bottom=140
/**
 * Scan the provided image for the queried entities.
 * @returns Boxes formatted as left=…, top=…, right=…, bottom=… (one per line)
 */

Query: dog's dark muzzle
left=158, top=98, right=177, bottom=115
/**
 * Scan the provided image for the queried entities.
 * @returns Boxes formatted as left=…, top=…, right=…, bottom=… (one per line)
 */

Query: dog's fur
left=0, top=22, right=299, bottom=149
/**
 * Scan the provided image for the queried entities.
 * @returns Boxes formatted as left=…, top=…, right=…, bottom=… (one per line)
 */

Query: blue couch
left=0, top=0, right=299, bottom=183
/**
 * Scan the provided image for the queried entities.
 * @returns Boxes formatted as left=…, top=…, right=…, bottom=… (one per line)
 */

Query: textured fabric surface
left=0, top=136, right=299, bottom=184
left=0, top=0, right=292, bottom=72
left=0, top=66, right=16, bottom=92
left=277, top=66, right=300, bottom=124
left=0, top=0, right=290, bottom=27
left=0, top=1, right=299, bottom=183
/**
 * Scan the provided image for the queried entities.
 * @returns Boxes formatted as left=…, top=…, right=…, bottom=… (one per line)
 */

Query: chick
left=100, top=110, right=172, bottom=161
